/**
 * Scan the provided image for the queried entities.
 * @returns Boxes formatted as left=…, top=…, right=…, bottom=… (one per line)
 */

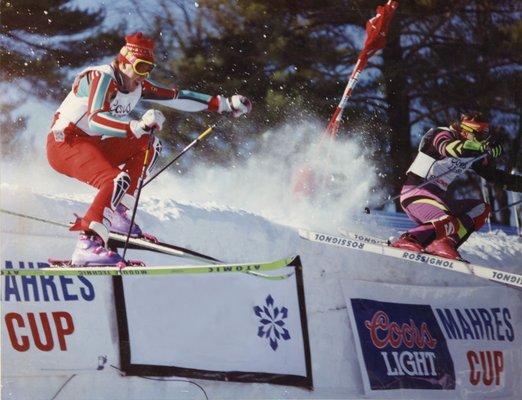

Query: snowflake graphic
left=253, top=294, right=291, bottom=351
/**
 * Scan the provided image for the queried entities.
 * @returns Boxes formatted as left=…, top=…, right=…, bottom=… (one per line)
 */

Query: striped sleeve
left=86, top=71, right=129, bottom=137
left=141, top=80, right=219, bottom=110
left=177, top=90, right=221, bottom=111
left=433, top=130, right=486, bottom=158
left=146, top=88, right=221, bottom=112
left=141, top=79, right=178, bottom=100
left=432, top=130, right=460, bottom=157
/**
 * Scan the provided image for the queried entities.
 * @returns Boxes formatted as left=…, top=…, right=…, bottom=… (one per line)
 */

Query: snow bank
left=2, top=182, right=521, bottom=400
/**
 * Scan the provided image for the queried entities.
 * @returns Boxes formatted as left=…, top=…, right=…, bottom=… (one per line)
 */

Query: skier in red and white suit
left=47, top=32, right=252, bottom=265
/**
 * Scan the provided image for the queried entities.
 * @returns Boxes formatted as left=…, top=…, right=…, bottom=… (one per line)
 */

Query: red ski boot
left=390, top=233, right=423, bottom=252
left=425, top=237, right=461, bottom=260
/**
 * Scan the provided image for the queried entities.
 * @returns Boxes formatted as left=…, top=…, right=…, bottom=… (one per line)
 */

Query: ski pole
left=491, top=199, right=522, bottom=214
left=121, top=133, right=155, bottom=263
left=480, top=178, right=492, bottom=232
left=143, top=122, right=219, bottom=188
left=0, top=208, right=69, bottom=228
left=510, top=168, right=521, bottom=234
left=365, top=153, right=488, bottom=213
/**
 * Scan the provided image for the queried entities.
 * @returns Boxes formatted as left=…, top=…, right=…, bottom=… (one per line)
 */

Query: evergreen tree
left=0, top=0, right=123, bottom=155
left=135, top=0, right=375, bottom=164
left=2, top=1, right=519, bottom=220
left=138, top=1, right=520, bottom=219
left=1, top=0, right=123, bottom=96
left=0, top=98, right=27, bottom=156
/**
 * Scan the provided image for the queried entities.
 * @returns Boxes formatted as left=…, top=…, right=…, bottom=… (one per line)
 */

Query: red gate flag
left=359, top=0, right=399, bottom=68
left=293, top=1, right=399, bottom=196
left=324, top=0, right=399, bottom=138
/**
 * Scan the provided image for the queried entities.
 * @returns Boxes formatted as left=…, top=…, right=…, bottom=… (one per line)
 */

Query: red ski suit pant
left=47, top=124, right=155, bottom=233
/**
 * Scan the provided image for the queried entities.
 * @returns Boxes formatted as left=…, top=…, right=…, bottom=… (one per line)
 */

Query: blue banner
left=350, top=298, right=455, bottom=390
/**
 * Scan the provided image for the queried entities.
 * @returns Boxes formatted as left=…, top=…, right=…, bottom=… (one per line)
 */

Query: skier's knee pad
left=431, top=214, right=463, bottom=239
left=111, top=171, right=131, bottom=210
left=470, top=202, right=490, bottom=230
left=146, top=136, right=162, bottom=176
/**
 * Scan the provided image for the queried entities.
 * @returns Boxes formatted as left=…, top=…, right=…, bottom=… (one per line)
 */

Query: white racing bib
left=54, top=64, right=142, bottom=136
left=408, top=152, right=477, bottom=190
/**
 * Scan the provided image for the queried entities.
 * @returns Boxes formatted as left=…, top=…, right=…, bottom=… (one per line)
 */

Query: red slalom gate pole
left=293, top=1, right=399, bottom=196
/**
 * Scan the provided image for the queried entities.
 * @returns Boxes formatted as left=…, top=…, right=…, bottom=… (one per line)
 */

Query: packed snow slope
left=1, top=119, right=522, bottom=400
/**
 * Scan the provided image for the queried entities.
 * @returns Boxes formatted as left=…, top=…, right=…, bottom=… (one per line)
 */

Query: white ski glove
left=218, top=95, right=252, bottom=118
left=129, top=109, right=165, bottom=139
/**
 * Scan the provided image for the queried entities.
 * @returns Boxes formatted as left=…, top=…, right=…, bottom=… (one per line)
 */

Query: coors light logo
left=351, top=299, right=455, bottom=390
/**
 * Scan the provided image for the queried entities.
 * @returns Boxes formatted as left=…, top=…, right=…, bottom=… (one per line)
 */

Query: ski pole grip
left=198, top=125, right=214, bottom=141
left=143, top=147, right=151, bottom=166
left=143, top=128, right=155, bottom=166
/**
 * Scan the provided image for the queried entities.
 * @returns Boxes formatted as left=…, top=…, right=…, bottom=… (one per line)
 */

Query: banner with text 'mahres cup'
left=342, top=280, right=521, bottom=399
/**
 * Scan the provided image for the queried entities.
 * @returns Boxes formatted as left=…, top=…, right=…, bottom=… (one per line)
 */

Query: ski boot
left=424, top=237, right=461, bottom=260
left=111, top=204, right=158, bottom=242
left=390, top=233, right=423, bottom=252
left=71, top=233, right=123, bottom=266
left=111, top=204, right=143, bottom=236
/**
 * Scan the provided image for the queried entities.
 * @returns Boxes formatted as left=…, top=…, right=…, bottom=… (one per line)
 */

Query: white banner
left=1, top=233, right=117, bottom=375
left=342, top=279, right=522, bottom=400
left=116, top=257, right=312, bottom=388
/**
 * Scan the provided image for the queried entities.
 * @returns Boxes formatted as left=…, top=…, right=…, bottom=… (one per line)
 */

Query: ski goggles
left=461, top=120, right=490, bottom=141
left=131, top=59, right=156, bottom=76
left=119, top=46, right=156, bottom=76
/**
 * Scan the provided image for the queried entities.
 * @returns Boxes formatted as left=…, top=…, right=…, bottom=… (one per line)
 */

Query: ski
left=48, top=259, right=146, bottom=268
left=337, top=228, right=388, bottom=245
left=0, top=214, right=291, bottom=279
left=0, top=256, right=296, bottom=277
left=0, top=210, right=220, bottom=265
left=107, top=232, right=220, bottom=263
left=106, top=233, right=293, bottom=280
left=299, top=229, right=522, bottom=289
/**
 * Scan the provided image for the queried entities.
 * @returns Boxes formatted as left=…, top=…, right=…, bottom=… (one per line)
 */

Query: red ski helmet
left=459, top=112, right=490, bottom=141
left=118, top=32, right=156, bottom=76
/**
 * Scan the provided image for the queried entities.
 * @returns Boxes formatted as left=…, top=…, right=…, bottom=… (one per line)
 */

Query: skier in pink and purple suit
left=392, top=112, right=521, bottom=260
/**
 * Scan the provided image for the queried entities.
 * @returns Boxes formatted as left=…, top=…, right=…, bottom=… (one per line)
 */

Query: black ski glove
left=505, top=174, right=522, bottom=192
left=474, top=164, right=522, bottom=192
left=484, top=138, right=503, bottom=159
